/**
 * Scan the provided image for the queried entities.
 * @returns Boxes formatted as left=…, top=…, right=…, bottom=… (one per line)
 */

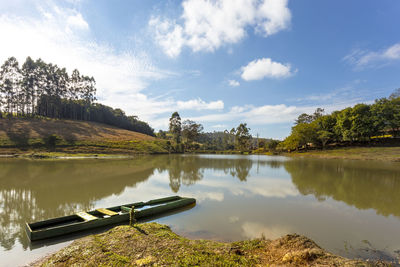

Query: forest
left=163, top=91, right=400, bottom=153
left=280, top=90, right=400, bottom=151
left=163, top=111, right=268, bottom=152
left=0, top=57, right=155, bottom=136
left=2, top=57, right=399, bottom=151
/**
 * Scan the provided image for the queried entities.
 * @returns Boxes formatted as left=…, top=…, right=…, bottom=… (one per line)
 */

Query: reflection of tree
left=229, top=159, right=252, bottom=181
left=163, top=156, right=205, bottom=193
left=264, top=160, right=283, bottom=169
left=159, top=155, right=285, bottom=190
left=0, top=157, right=157, bottom=250
left=0, top=155, right=285, bottom=250
left=157, top=155, right=256, bottom=191
left=284, top=159, right=400, bottom=217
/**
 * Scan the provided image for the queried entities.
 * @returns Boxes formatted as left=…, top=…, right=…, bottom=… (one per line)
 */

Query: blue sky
left=1, top=0, right=399, bottom=139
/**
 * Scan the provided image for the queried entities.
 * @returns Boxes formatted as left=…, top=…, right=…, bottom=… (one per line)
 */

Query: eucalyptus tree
left=235, top=123, right=252, bottom=151
left=169, top=112, right=182, bottom=144
left=80, top=75, right=96, bottom=120
left=182, top=120, right=203, bottom=145
left=0, top=57, right=22, bottom=115
left=21, top=57, right=39, bottom=115
left=0, top=56, right=156, bottom=136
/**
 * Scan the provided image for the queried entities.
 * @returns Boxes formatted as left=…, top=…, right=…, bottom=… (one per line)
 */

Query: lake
left=0, top=154, right=400, bottom=266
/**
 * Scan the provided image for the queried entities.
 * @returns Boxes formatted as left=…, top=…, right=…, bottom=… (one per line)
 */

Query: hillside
left=0, top=118, right=169, bottom=155
left=0, top=118, right=155, bottom=142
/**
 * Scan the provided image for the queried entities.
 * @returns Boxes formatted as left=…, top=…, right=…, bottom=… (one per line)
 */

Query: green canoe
left=26, top=196, right=196, bottom=241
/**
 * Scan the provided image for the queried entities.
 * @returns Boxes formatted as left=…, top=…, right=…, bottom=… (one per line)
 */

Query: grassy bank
left=0, top=118, right=170, bottom=156
left=0, top=139, right=170, bottom=157
left=285, top=146, right=400, bottom=162
left=34, top=222, right=386, bottom=266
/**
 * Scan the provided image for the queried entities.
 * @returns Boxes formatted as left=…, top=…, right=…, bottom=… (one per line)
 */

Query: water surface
left=0, top=154, right=400, bottom=266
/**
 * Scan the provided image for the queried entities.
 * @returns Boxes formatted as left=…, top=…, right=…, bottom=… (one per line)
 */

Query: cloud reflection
left=241, top=221, right=292, bottom=239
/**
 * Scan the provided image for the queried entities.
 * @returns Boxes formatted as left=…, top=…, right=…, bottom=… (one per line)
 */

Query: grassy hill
left=0, top=118, right=169, bottom=155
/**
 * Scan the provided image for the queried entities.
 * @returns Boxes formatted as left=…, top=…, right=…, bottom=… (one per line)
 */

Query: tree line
left=0, top=56, right=154, bottom=136
left=280, top=90, right=400, bottom=151
left=160, top=111, right=255, bottom=151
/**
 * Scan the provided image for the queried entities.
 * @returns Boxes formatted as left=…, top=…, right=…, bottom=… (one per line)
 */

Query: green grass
left=37, top=223, right=376, bottom=266
left=0, top=137, right=171, bottom=156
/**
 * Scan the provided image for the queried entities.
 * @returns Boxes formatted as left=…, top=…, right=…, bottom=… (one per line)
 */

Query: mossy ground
left=36, top=223, right=387, bottom=266
left=286, top=146, right=400, bottom=162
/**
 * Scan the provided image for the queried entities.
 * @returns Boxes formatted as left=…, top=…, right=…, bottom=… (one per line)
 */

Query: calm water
left=1, top=154, right=400, bottom=266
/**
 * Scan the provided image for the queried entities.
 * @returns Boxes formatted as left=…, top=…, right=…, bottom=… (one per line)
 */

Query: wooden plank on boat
left=97, top=208, right=118, bottom=216
left=76, top=212, right=98, bottom=221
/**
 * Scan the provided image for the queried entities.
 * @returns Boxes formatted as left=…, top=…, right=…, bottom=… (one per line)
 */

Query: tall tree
left=0, top=57, right=22, bottom=115
left=295, top=113, right=313, bottom=125
left=350, top=104, right=376, bottom=140
left=235, top=123, right=251, bottom=151
left=21, top=57, right=38, bottom=115
left=80, top=75, right=96, bottom=120
left=334, top=107, right=353, bottom=141
left=169, top=112, right=182, bottom=144
left=372, top=97, right=400, bottom=137
left=0, top=56, right=156, bottom=136
left=313, top=108, right=325, bottom=120
left=315, top=115, right=337, bottom=147
left=182, top=120, right=203, bottom=144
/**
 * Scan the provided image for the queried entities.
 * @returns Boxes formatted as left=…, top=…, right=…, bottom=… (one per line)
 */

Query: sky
left=0, top=0, right=399, bottom=139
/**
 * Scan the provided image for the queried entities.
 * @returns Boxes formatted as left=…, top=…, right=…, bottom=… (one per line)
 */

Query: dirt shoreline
left=1, top=146, right=400, bottom=162
left=283, top=146, right=400, bottom=162
left=31, top=222, right=392, bottom=266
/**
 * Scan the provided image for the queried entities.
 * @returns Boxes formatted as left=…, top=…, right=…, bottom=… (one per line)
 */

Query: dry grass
left=0, top=118, right=172, bottom=155
left=35, top=223, right=389, bottom=266
left=0, top=117, right=155, bottom=142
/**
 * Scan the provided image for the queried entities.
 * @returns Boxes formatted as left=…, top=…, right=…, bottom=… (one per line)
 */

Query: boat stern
left=25, top=222, right=33, bottom=241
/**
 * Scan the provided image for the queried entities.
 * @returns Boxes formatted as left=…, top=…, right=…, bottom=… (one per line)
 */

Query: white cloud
left=66, top=12, right=89, bottom=30
left=344, top=43, right=400, bottom=69
left=149, top=18, right=185, bottom=58
left=188, top=99, right=363, bottom=129
left=228, top=79, right=240, bottom=87
left=241, top=57, right=294, bottom=80
left=292, top=80, right=373, bottom=105
left=0, top=2, right=168, bottom=101
left=177, top=98, right=224, bottom=110
left=150, top=0, right=291, bottom=57
left=103, top=93, right=225, bottom=128
left=0, top=1, right=229, bottom=130
left=211, top=124, right=227, bottom=128
left=64, top=0, right=82, bottom=4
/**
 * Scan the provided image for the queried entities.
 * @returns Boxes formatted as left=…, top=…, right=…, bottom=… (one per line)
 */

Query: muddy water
left=0, top=154, right=400, bottom=266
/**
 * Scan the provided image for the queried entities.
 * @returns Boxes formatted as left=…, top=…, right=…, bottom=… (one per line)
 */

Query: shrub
left=44, top=134, right=61, bottom=150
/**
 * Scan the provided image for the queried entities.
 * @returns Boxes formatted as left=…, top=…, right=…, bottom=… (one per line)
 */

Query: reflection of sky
left=241, top=221, right=292, bottom=239
left=197, top=170, right=299, bottom=198
left=2, top=155, right=400, bottom=265
left=94, top=158, right=400, bottom=261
